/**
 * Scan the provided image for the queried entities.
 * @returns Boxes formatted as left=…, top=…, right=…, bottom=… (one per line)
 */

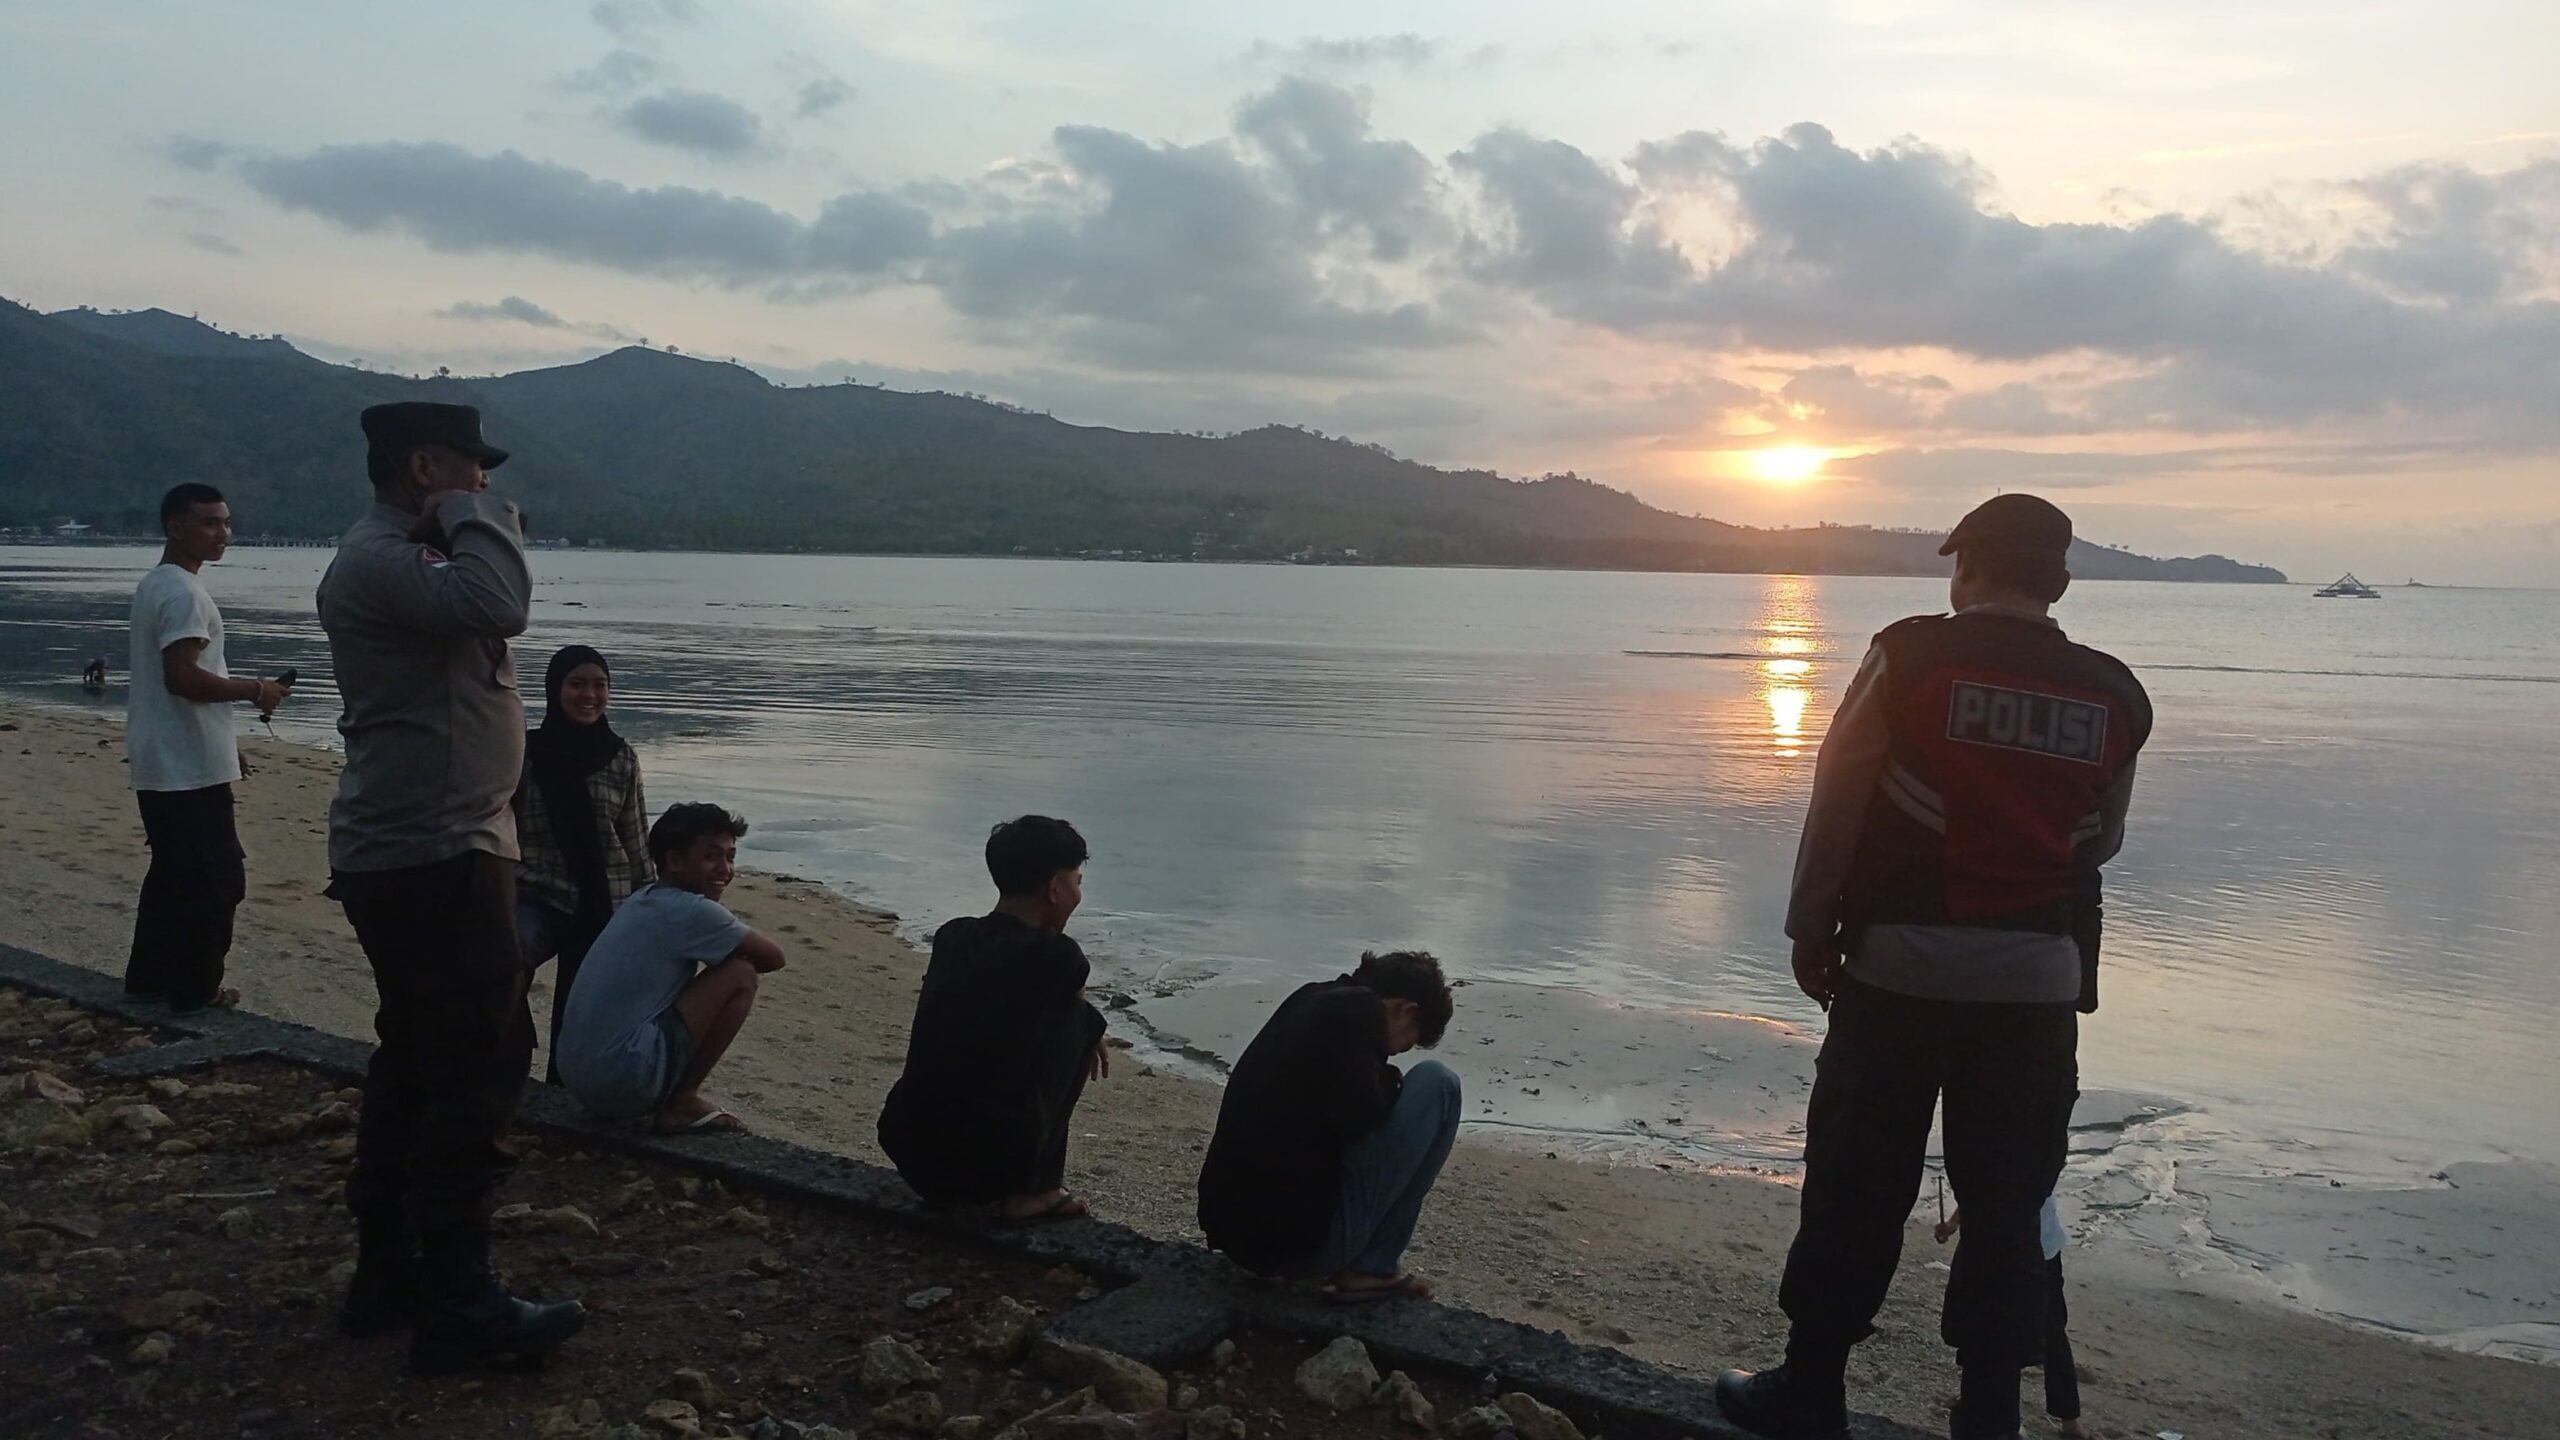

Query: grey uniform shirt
left=317, top=495, right=533, bottom=874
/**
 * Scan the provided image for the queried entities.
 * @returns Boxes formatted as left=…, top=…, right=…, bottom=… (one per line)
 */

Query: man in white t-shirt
left=125, top=483, right=291, bottom=1012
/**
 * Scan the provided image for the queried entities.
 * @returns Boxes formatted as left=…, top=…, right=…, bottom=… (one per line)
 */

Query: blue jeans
left=1312, top=1060, right=1463, bottom=1278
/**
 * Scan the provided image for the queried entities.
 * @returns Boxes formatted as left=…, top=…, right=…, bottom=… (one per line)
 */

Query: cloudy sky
left=4, top=0, right=2556, bottom=583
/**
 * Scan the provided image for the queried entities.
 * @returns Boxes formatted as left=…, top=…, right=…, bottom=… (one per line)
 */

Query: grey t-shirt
left=554, top=883, right=750, bottom=1118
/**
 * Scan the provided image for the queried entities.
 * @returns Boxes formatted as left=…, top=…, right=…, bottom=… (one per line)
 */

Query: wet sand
left=6, top=699, right=2556, bottom=1438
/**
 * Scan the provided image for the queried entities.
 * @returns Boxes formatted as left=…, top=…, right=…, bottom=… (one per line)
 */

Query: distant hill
left=0, top=299, right=2286, bottom=583
left=47, top=306, right=323, bottom=366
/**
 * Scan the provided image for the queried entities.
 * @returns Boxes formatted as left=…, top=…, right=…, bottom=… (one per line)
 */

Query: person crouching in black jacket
left=879, top=816, right=1111, bottom=1224
left=1197, top=951, right=1459, bottom=1303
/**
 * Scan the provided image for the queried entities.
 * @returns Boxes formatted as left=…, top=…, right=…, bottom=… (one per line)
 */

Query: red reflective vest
left=1841, top=611, right=2151, bottom=943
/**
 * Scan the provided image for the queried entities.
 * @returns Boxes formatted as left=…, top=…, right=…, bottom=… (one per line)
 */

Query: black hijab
left=526, top=645, right=625, bottom=930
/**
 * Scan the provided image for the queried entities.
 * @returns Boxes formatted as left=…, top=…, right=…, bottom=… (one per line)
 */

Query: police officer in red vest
left=1719, top=494, right=2150, bottom=1440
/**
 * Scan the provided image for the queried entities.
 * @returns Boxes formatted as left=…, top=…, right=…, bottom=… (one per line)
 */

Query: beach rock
left=642, top=1398, right=702, bottom=1436
left=1184, top=1408, right=1246, bottom=1440
left=248, top=1114, right=309, bottom=1145
left=0, top=1093, right=88, bottom=1153
left=722, top=1206, right=774, bottom=1235
left=1171, top=1385, right=1199, bottom=1411
left=214, top=1206, right=258, bottom=1240
left=669, top=1367, right=722, bottom=1409
left=24, top=1211, right=100, bottom=1243
left=325, top=1135, right=358, bottom=1160
left=939, top=1417, right=990, bottom=1440
left=610, top=1179, right=658, bottom=1213
left=129, top=1332, right=175, bottom=1365
left=189, top=1082, right=263, bottom=1099
left=542, top=1205, right=602, bottom=1236
left=2, top=1227, right=63, bottom=1257
left=13, top=1071, right=86, bottom=1107
left=155, top=1138, right=200, bottom=1157
left=1495, top=1393, right=1584, bottom=1440
left=1375, top=1371, right=1436, bottom=1430
left=873, top=1390, right=947, bottom=1432
left=857, top=1333, right=942, bottom=1394
left=145, top=1078, right=189, bottom=1101
left=1034, top=1338, right=1170, bottom=1412
left=961, top=1295, right=1042, bottom=1363
left=905, top=1286, right=955, bottom=1312
left=1447, top=1405, right=1515, bottom=1440
left=309, top=1100, right=358, bottom=1133
left=114, top=1288, right=217, bottom=1334
left=751, top=1252, right=792, bottom=1277
left=1207, top=1340, right=1237, bottom=1372
left=1293, top=1336, right=1380, bottom=1411
left=538, top=1399, right=609, bottom=1438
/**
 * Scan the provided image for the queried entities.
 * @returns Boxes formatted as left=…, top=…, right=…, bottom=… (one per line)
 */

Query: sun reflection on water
left=1755, top=575, right=1823, bottom=758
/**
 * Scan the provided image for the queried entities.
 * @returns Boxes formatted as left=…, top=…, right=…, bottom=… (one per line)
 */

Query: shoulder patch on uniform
left=1946, top=680, right=2109, bottom=764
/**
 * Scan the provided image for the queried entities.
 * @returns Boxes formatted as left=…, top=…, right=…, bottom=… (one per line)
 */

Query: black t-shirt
left=1196, top=978, right=1403, bottom=1273
left=878, top=912, right=1107, bottom=1201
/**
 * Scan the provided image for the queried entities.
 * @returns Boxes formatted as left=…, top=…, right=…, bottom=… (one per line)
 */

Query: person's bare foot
left=997, top=1189, right=1090, bottom=1224
left=2054, top=1419, right=2094, bottom=1438
left=1322, top=1270, right=1434, bottom=1303
left=170, top=987, right=241, bottom=1015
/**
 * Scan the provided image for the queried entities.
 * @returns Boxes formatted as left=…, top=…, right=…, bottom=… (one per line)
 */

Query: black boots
left=402, top=1223, right=585, bottom=1376
left=410, top=1288, right=589, bottom=1376
left=1714, top=1365, right=1852, bottom=1440
left=338, top=1209, right=417, bottom=1338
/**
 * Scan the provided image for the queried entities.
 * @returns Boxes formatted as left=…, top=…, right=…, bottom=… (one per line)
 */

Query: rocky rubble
left=1, top=984, right=1601, bottom=1440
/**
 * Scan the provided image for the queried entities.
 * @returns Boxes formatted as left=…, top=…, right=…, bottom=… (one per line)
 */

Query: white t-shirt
left=127, top=562, right=242, bottom=792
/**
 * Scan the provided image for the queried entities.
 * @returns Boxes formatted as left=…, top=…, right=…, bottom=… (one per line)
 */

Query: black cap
left=1939, top=493, right=2070, bottom=558
left=359, top=402, right=509, bottom=469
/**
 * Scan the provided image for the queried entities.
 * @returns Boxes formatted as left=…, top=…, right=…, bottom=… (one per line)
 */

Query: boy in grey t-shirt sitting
left=553, top=803, right=785, bottom=1133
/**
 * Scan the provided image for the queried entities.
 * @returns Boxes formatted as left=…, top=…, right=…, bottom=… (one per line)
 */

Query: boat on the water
left=2315, top=573, right=2383, bottom=598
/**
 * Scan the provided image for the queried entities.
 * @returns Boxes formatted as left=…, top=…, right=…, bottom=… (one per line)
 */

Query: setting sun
left=1749, top=445, right=1832, bottom=484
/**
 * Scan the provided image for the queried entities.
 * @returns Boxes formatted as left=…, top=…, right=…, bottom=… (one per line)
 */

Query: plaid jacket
left=513, top=744, right=651, bottom=916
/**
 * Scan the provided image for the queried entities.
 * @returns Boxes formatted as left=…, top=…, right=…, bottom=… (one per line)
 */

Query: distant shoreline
left=0, top=534, right=2292, bottom=583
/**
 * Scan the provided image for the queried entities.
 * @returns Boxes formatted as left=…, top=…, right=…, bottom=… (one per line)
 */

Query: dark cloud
left=162, top=136, right=233, bottom=172
left=591, top=0, right=701, bottom=39
left=613, top=90, right=768, bottom=157
left=2338, top=158, right=2560, bottom=303
left=938, top=118, right=1460, bottom=372
left=182, top=231, right=243, bottom=258
left=564, top=47, right=663, bottom=95
left=1232, top=78, right=1441, bottom=261
left=1451, top=130, right=1687, bottom=300
left=1244, top=35, right=1474, bottom=71
left=202, top=94, right=2560, bottom=419
left=233, top=141, right=925, bottom=283
left=439, top=295, right=642, bottom=343
left=795, top=76, right=855, bottom=119
left=1827, top=447, right=2195, bottom=492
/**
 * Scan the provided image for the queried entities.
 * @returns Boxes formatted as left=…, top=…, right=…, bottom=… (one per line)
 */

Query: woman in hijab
left=515, top=645, right=652, bottom=1079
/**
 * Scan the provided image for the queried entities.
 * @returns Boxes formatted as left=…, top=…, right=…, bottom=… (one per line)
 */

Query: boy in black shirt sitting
left=880, top=816, right=1110, bottom=1223
left=1196, top=951, right=1460, bottom=1302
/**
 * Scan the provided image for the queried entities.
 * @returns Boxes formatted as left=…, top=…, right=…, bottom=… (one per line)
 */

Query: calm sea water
left=7, top=547, right=2558, bottom=1252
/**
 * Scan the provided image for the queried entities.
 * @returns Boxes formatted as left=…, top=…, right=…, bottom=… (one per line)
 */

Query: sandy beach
left=6, top=698, right=2555, bottom=1438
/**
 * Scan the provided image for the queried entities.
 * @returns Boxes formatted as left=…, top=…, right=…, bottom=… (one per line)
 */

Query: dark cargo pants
left=1778, top=976, right=2077, bottom=1372
left=332, top=851, right=534, bottom=1237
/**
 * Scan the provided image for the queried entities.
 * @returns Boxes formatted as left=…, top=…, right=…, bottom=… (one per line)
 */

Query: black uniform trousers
left=332, top=851, right=534, bottom=1240
left=1779, top=976, right=2077, bottom=1373
left=2042, top=1255, right=2080, bottom=1419
left=125, top=785, right=246, bottom=1011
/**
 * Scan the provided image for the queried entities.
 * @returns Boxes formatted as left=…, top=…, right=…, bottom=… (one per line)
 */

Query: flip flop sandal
left=654, top=1108, right=742, bottom=1135
left=1321, top=1275, right=1426, bottom=1306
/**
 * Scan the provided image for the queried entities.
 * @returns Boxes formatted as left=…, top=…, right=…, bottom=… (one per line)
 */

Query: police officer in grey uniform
left=319, top=402, right=583, bottom=1374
